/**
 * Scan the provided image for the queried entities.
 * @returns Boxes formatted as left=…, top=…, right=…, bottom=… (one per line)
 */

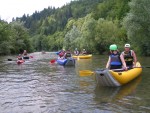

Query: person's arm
left=120, top=54, right=128, bottom=70
left=106, top=56, right=111, bottom=69
left=70, top=52, right=73, bottom=57
left=63, top=53, right=66, bottom=59
left=81, top=51, right=83, bottom=54
left=132, top=50, right=137, bottom=66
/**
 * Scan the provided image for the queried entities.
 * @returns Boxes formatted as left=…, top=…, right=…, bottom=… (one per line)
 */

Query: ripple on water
left=0, top=54, right=150, bottom=113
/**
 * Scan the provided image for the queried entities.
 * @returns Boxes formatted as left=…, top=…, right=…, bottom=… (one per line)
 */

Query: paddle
left=7, top=55, right=33, bottom=61
left=50, top=59, right=56, bottom=64
left=8, top=59, right=13, bottom=61
left=133, top=66, right=150, bottom=68
left=77, top=56, right=80, bottom=60
left=79, top=66, right=150, bottom=76
left=79, top=70, right=95, bottom=76
left=79, top=68, right=125, bottom=76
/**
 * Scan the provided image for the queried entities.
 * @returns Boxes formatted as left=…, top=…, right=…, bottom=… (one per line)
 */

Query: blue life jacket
left=110, top=53, right=122, bottom=66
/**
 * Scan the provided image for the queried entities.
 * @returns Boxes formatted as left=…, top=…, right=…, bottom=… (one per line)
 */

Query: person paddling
left=22, top=50, right=30, bottom=59
left=17, top=54, right=23, bottom=60
left=81, top=49, right=87, bottom=55
left=22, top=50, right=28, bottom=56
left=64, top=50, right=72, bottom=59
left=121, top=44, right=137, bottom=68
left=74, top=48, right=79, bottom=56
left=58, top=49, right=65, bottom=59
left=106, top=44, right=127, bottom=70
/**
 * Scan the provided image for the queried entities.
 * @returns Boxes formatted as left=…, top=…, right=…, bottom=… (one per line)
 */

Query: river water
left=0, top=52, right=149, bottom=113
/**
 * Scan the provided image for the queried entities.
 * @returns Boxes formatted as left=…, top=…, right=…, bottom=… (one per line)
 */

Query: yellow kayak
left=95, top=62, right=142, bottom=87
left=72, top=54, right=92, bottom=59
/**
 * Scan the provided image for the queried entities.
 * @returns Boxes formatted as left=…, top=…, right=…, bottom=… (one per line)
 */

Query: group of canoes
left=16, top=47, right=143, bottom=87
left=55, top=49, right=142, bottom=87
left=56, top=54, right=92, bottom=66
left=55, top=49, right=92, bottom=66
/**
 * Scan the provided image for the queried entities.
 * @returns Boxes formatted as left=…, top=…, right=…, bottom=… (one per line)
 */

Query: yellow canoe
left=72, top=54, right=92, bottom=59
left=95, top=62, right=142, bottom=87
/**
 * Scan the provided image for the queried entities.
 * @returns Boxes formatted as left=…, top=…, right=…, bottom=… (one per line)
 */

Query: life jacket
left=17, top=56, right=22, bottom=60
left=65, top=53, right=71, bottom=58
left=82, top=51, right=87, bottom=55
left=110, top=52, right=122, bottom=66
left=122, top=50, right=133, bottom=66
left=74, top=50, right=79, bottom=55
left=59, top=52, right=64, bottom=57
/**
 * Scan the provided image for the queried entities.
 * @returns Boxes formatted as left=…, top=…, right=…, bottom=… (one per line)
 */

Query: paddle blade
left=79, top=70, right=94, bottom=76
left=8, top=59, right=12, bottom=61
left=50, top=59, right=56, bottom=64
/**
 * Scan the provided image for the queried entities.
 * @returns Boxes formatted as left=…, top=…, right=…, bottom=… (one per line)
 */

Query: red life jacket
left=59, top=52, right=64, bottom=57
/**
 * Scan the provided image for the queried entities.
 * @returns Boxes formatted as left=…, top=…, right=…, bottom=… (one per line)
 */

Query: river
left=0, top=52, right=149, bottom=113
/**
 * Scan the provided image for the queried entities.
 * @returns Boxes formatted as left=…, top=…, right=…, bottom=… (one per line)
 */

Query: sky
left=0, top=0, right=73, bottom=22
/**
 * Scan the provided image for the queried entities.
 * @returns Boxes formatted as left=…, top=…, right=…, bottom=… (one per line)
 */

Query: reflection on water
left=0, top=53, right=149, bottom=113
left=94, top=76, right=142, bottom=110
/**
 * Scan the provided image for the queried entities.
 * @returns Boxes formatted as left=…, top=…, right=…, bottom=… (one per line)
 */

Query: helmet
left=124, top=44, right=130, bottom=48
left=109, top=44, right=117, bottom=50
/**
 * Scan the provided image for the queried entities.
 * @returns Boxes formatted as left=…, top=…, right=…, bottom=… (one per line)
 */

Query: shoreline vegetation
left=0, top=0, right=150, bottom=56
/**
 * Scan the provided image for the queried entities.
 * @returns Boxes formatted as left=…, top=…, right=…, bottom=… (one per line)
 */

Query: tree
left=0, top=21, right=12, bottom=55
left=10, top=21, right=33, bottom=53
left=95, top=19, right=122, bottom=53
left=123, top=0, right=150, bottom=56
left=64, top=25, right=81, bottom=50
left=80, top=14, right=97, bottom=53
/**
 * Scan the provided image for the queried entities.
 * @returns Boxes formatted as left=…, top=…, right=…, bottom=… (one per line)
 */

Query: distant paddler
left=74, top=48, right=80, bottom=56
left=22, top=50, right=29, bottom=59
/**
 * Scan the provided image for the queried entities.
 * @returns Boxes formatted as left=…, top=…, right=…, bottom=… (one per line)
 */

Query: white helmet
left=124, top=44, right=130, bottom=48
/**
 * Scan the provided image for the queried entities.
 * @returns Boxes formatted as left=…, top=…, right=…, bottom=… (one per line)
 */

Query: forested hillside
left=0, top=0, right=150, bottom=56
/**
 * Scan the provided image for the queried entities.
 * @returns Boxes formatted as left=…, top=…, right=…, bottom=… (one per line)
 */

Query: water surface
left=0, top=52, right=149, bottom=113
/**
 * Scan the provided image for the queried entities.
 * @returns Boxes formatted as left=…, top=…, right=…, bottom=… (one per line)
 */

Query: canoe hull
left=95, top=69, right=121, bottom=87
left=57, top=58, right=75, bottom=66
left=95, top=62, right=142, bottom=87
left=17, top=60, right=24, bottom=64
left=73, top=54, right=92, bottom=59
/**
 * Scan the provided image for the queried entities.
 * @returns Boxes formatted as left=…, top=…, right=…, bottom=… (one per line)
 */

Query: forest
left=0, top=0, right=150, bottom=56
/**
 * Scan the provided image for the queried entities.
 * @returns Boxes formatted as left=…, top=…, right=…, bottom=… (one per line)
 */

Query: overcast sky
left=0, top=0, right=73, bottom=22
